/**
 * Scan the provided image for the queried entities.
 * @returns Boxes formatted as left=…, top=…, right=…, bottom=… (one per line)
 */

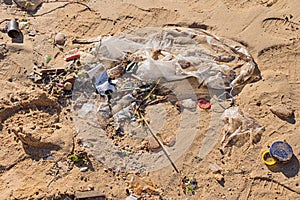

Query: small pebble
left=54, top=32, right=65, bottom=45
left=147, top=137, right=161, bottom=152
left=214, top=173, right=224, bottom=182
left=45, top=155, right=55, bottom=161
left=141, top=140, right=148, bottom=147
left=209, top=163, right=222, bottom=173
left=64, top=82, right=73, bottom=91
left=80, top=167, right=88, bottom=172
left=270, top=105, right=294, bottom=120
left=88, top=184, right=94, bottom=190
left=181, top=99, right=196, bottom=109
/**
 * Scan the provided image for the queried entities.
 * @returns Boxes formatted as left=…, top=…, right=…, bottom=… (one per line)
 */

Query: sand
left=0, top=0, right=299, bottom=199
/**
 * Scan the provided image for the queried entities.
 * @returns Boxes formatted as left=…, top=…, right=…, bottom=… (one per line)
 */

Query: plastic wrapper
left=221, top=106, right=263, bottom=147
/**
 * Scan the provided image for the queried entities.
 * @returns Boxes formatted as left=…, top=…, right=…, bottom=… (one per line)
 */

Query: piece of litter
left=261, top=149, right=277, bottom=166
left=80, top=167, right=88, bottom=172
left=270, top=141, right=293, bottom=162
left=87, top=64, right=115, bottom=94
left=126, top=194, right=138, bottom=200
left=45, top=55, right=51, bottom=64
left=221, top=106, right=263, bottom=147
left=198, top=98, right=211, bottom=110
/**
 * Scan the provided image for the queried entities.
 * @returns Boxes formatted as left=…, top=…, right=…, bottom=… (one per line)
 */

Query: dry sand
left=0, top=0, right=299, bottom=199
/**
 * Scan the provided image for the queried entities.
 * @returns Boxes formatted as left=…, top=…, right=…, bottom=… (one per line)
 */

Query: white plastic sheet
left=92, top=27, right=260, bottom=92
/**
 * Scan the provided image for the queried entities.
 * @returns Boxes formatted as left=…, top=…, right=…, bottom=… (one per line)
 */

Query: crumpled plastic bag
left=221, top=106, right=263, bottom=147
left=92, top=27, right=261, bottom=93
left=87, top=64, right=115, bottom=94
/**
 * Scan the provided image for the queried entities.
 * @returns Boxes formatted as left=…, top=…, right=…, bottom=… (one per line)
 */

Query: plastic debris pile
left=28, top=66, right=77, bottom=100
left=70, top=27, right=261, bottom=172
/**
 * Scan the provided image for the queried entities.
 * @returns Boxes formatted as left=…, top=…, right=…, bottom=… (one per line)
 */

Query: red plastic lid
left=198, top=98, right=211, bottom=109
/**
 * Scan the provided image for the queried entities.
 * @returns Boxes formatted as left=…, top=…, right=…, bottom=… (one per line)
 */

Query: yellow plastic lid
left=262, top=149, right=277, bottom=166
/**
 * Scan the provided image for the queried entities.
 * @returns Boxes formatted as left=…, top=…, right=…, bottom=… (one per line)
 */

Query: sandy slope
left=0, top=0, right=299, bottom=199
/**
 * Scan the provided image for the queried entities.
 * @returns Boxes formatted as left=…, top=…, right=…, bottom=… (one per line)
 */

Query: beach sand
left=0, top=0, right=299, bottom=199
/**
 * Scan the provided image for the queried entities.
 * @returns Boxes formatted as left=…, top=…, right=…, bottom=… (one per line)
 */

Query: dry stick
left=72, top=36, right=102, bottom=44
left=140, top=114, right=179, bottom=173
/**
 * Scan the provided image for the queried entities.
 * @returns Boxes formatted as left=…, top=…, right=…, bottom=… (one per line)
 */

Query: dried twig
left=72, top=36, right=102, bottom=44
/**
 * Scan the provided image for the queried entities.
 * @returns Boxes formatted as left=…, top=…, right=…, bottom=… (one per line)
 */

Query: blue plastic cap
left=269, top=141, right=293, bottom=162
